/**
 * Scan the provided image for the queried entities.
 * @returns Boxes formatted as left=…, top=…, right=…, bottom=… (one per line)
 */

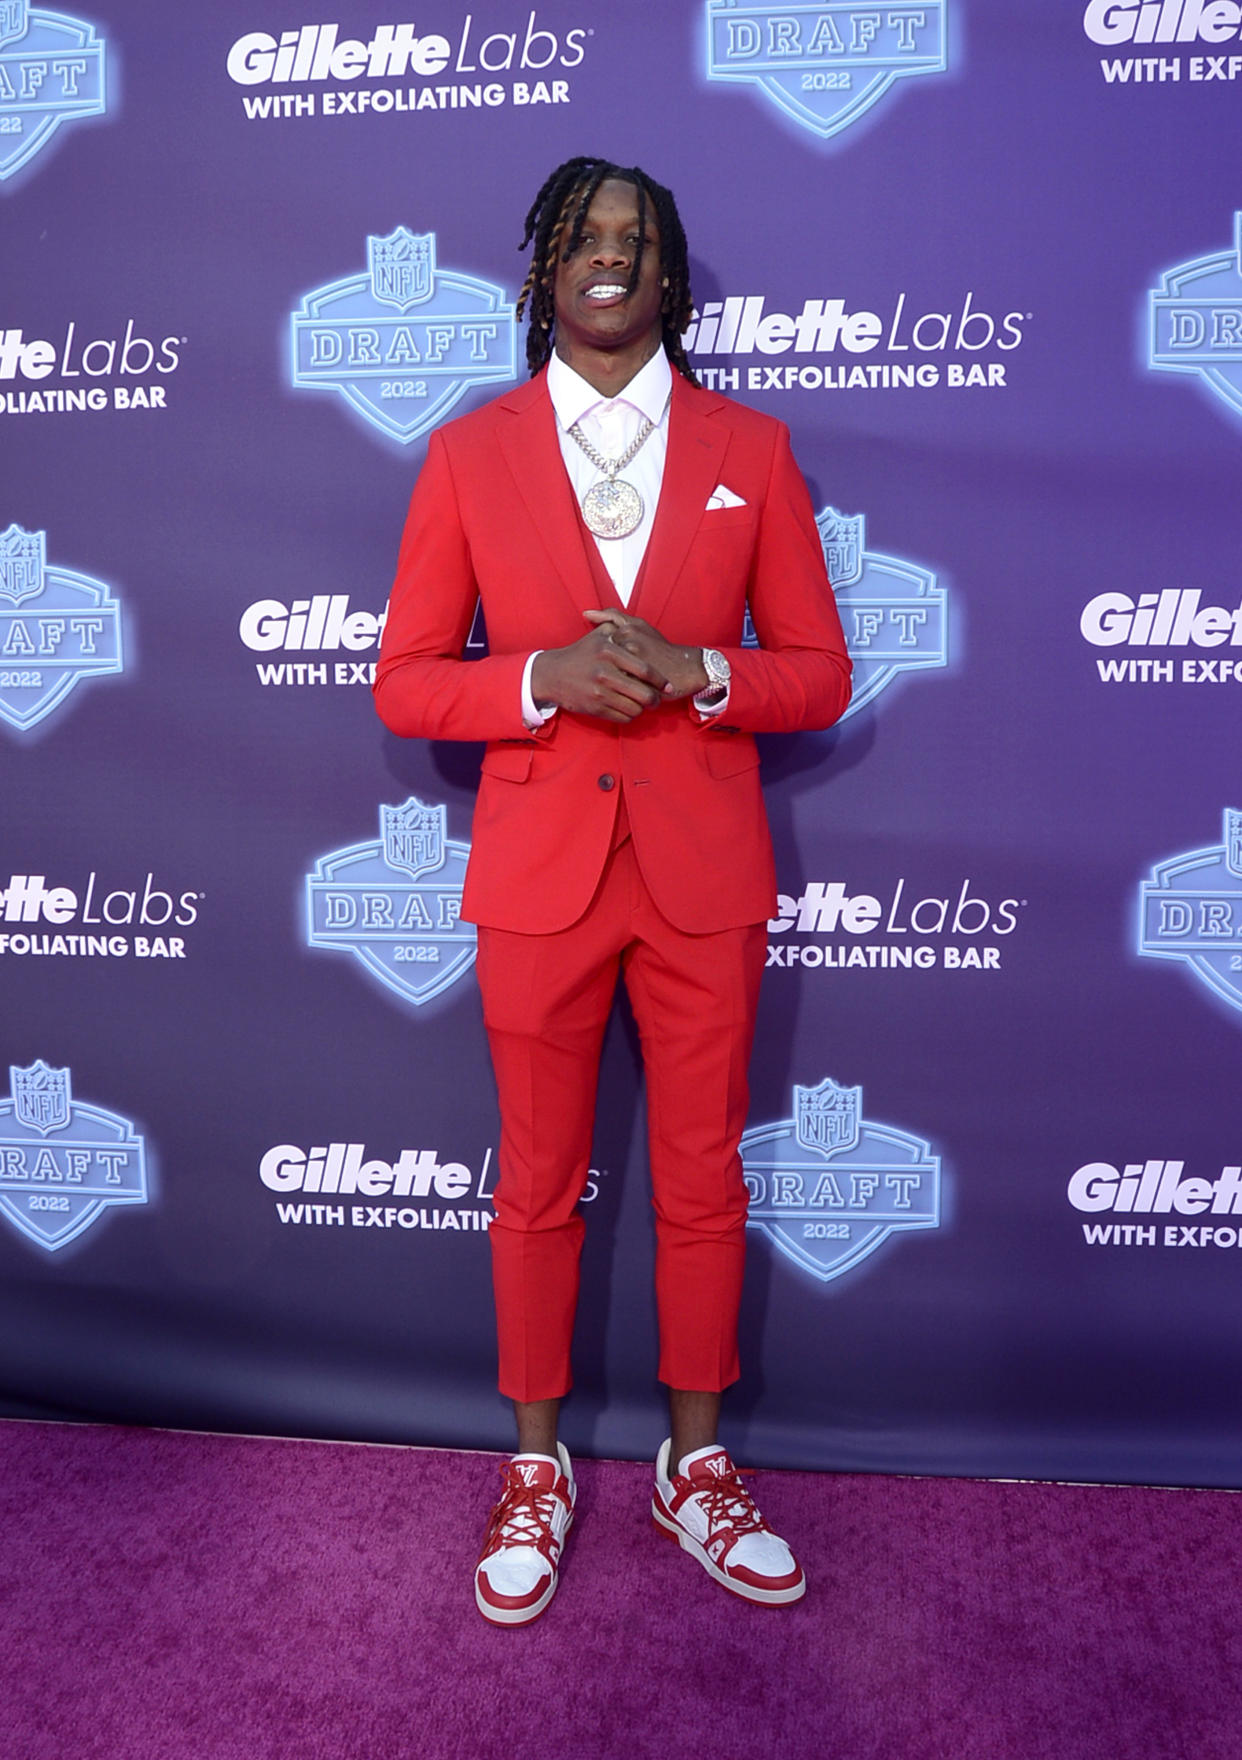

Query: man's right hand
left=530, top=624, right=669, bottom=722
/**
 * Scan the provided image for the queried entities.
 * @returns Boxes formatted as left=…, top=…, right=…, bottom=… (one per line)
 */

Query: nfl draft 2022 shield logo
left=704, top=0, right=947, bottom=142
left=0, top=2, right=106, bottom=183
left=1138, top=810, right=1242, bottom=1018
left=816, top=509, right=947, bottom=719
left=305, top=797, right=477, bottom=1007
left=0, top=524, right=123, bottom=733
left=1148, top=213, right=1242, bottom=428
left=741, top=509, right=947, bottom=720
left=0, top=1062, right=148, bottom=1251
left=289, top=228, right=517, bottom=444
left=741, top=1078, right=940, bottom=1281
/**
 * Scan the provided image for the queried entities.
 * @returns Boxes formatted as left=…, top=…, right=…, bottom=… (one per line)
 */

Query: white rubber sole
left=475, top=1570, right=558, bottom=1626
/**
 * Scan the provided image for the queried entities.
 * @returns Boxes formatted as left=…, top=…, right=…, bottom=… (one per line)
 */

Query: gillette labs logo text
left=241, top=595, right=384, bottom=688
left=1087, top=1, right=1242, bottom=80
left=767, top=878, right=1024, bottom=971
left=261, top=1141, right=493, bottom=1233
left=0, top=323, right=182, bottom=416
left=685, top=293, right=1024, bottom=395
left=227, top=17, right=586, bottom=80
left=1084, top=588, right=1242, bottom=683
left=227, top=16, right=586, bottom=117
left=1071, top=1158, right=1242, bottom=1250
left=1087, top=0, right=1242, bottom=39
left=0, top=871, right=199, bottom=959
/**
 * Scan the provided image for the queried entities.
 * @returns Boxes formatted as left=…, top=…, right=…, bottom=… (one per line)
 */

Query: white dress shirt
left=522, top=350, right=726, bottom=723
left=547, top=347, right=671, bottom=605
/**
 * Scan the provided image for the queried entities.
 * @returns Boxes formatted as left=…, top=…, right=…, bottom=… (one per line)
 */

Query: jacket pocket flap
left=481, top=743, right=535, bottom=782
left=703, top=734, right=759, bottom=779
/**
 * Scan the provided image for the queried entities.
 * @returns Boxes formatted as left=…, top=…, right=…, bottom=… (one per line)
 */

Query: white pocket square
left=706, top=484, right=747, bottom=510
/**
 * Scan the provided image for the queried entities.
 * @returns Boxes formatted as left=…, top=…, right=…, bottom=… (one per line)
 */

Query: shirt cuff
left=693, top=680, right=731, bottom=717
left=522, top=651, right=558, bottom=728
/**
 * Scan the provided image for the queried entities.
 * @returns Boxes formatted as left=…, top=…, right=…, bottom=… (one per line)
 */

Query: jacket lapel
left=495, top=373, right=603, bottom=616
left=631, top=376, right=731, bottom=630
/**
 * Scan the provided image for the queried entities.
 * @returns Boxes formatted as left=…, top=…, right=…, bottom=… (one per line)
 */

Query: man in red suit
left=375, top=158, right=850, bottom=1625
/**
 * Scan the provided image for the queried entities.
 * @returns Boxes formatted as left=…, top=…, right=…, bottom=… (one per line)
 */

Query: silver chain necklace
left=567, top=396, right=669, bottom=539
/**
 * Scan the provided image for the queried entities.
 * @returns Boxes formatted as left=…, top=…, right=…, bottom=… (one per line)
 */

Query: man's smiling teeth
left=586, top=284, right=627, bottom=300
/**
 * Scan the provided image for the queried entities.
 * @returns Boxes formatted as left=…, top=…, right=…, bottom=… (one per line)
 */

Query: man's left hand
left=583, top=609, right=710, bottom=700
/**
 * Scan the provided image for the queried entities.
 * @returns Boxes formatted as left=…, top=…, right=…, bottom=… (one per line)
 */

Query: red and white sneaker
left=652, top=1440, right=806, bottom=1605
left=474, top=1445, right=575, bottom=1626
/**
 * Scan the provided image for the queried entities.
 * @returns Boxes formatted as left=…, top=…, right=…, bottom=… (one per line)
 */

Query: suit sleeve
left=710, top=423, right=852, bottom=735
left=373, top=431, right=538, bottom=743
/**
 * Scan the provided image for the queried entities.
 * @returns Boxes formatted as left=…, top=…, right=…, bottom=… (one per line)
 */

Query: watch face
left=703, top=648, right=730, bottom=690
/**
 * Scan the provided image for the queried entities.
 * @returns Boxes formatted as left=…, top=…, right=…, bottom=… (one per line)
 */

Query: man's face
left=551, top=178, right=664, bottom=369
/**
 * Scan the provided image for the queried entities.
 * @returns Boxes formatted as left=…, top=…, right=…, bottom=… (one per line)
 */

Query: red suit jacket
left=374, top=367, right=851, bottom=934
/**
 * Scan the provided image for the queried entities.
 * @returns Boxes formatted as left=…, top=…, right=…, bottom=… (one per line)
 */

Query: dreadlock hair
left=515, top=156, right=699, bottom=386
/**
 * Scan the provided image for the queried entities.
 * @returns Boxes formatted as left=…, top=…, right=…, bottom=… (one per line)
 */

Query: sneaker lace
left=479, top=1466, right=564, bottom=1562
left=691, top=1466, right=769, bottom=1541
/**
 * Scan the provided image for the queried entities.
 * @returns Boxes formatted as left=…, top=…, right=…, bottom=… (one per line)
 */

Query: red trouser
left=476, top=829, right=766, bottom=1404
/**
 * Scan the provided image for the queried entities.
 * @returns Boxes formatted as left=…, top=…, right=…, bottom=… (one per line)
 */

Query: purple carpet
left=2, top=1420, right=1239, bottom=1760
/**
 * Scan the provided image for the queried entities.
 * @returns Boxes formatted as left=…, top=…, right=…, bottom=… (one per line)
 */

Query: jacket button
left=597, top=773, right=616, bottom=791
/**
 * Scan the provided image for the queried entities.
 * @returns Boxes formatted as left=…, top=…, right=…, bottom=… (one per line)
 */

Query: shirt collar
left=547, top=348, right=672, bottom=432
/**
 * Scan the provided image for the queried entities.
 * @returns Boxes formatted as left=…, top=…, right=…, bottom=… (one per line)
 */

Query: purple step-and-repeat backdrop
left=5, top=1, right=1242, bottom=1486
